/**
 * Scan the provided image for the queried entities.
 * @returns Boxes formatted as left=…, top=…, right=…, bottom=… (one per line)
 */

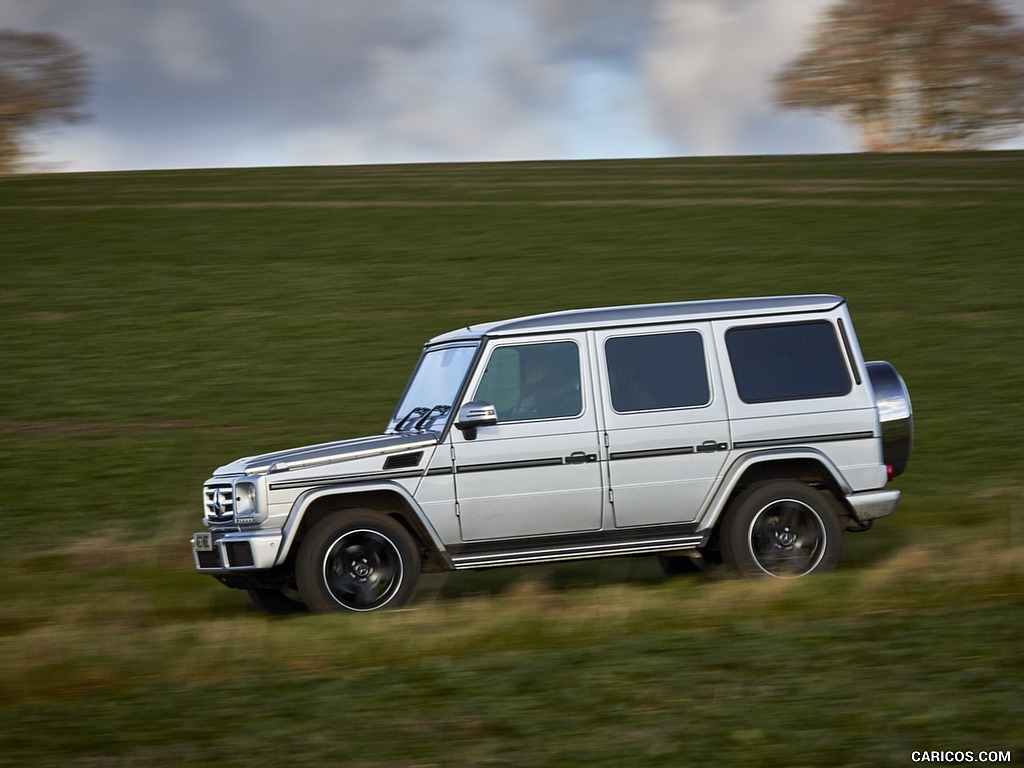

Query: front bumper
left=846, top=489, right=900, bottom=523
left=192, top=528, right=283, bottom=571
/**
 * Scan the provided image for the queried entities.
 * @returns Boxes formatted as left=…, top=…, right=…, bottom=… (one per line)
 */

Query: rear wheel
left=720, top=480, right=842, bottom=578
left=296, top=510, right=421, bottom=612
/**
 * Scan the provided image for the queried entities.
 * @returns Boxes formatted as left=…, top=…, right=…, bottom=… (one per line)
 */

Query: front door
left=452, top=335, right=604, bottom=541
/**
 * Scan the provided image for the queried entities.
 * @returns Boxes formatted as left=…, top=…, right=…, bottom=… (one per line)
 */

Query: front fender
left=276, top=480, right=447, bottom=566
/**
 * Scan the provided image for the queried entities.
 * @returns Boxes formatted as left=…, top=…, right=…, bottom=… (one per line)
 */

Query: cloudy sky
left=6, top=0, right=1023, bottom=172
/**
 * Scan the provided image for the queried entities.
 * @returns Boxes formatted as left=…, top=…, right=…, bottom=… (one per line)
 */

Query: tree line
left=775, top=0, right=1024, bottom=152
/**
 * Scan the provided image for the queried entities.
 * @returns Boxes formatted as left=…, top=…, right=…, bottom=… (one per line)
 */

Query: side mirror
left=455, top=401, right=498, bottom=434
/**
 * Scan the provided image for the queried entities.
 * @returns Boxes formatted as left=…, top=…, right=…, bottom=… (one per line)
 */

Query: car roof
left=428, top=294, right=846, bottom=344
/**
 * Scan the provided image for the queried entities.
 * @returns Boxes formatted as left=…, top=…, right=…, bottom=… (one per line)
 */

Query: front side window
left=605, top=332, right=710, bottom=412
left=475, top=341, right=582, bottom=422
left=726, top=321, right=851, bottom=403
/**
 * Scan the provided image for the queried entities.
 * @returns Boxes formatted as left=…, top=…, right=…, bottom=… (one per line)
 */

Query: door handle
left=565, top=452, right=597, bottom=464
left=696, top=440, right=729, bottom=453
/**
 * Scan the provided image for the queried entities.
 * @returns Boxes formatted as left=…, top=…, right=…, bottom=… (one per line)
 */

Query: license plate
left=193, top=532, right=213, bottom=551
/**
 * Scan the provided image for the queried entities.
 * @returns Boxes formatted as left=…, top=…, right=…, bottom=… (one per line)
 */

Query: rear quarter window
left=726, top=321, right=851, bottom=403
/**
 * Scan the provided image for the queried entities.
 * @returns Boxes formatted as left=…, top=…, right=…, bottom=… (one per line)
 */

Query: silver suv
left=192, top=295, right=912, bottom=613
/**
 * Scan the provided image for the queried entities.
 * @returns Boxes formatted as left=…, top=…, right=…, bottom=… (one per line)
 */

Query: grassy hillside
left=0, top=153, right=1021, bottom=766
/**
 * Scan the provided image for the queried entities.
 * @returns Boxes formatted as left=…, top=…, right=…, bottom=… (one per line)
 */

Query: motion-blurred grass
left=0, top=153, right=1021, bottom=766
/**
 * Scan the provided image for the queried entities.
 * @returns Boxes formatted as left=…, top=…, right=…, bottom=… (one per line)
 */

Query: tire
left=720, top=480, right=842, bottom=578
left=247, top=588, right=308, bottom=615
left=296, top=510, right=421, bottom=613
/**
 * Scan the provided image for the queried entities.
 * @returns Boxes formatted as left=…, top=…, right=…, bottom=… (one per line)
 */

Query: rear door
left=451, top=334, right=604, bottom=541
left=594, top=324, right=730, bottom=527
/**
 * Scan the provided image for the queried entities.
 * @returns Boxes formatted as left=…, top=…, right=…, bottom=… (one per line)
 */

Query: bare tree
left=0, top=29, right=91, bottom=173
left=775, top=0, right=1024, bottom=151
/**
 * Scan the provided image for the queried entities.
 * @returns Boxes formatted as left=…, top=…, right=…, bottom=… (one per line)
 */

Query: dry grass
left=2, top=519, right=1019, bottom=708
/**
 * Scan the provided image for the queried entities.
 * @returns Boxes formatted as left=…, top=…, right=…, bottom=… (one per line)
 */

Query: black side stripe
left=610, top=446, right=696, bottom=461
left=733, top=431, right=874, bottom=450
left=268, top=469, right=424, bottom=491
left=457, top=457, right=564, bottom=474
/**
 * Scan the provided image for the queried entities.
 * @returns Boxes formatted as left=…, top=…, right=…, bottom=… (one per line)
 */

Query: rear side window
left=605, top=332, right=710, bottom=412
left=726, top=321, right=851, bottom=403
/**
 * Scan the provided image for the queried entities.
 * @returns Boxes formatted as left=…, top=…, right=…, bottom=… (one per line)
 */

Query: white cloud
left=17, top=0, right=973, bottom=171
left=642, top=0, right=837, bottom=155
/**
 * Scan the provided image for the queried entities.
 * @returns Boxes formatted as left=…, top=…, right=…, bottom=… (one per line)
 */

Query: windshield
left=388, top=343, right=479, bottom=433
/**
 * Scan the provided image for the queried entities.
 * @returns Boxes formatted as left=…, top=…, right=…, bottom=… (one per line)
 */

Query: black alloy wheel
left=296, top=510, right=421, bottom=612
left=721, top=480, right=842, bottom=578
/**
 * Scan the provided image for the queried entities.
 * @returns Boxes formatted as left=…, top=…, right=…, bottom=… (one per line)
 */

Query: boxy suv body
left=192, top=295, right=912, bottom=613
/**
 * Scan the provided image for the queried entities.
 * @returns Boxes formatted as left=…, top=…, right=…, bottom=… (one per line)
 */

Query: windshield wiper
left=413, top=404, right=451, bottom=431
left=393, top=406, right=430, bottom=432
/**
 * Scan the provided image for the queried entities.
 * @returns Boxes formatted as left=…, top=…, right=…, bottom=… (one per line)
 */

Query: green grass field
left=1, top=153, right=1022, bottom=766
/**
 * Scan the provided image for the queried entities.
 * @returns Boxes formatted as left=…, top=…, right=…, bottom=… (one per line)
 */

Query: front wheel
left=296, top=510, right=421, bottom=612
left=720, top=480, right=842, bottom=578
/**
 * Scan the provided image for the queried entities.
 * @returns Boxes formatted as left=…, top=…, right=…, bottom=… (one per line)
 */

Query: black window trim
left=603, top=328, right=713, bottom=415
left=472, top=337, right=587, bottom=423
left=837, top=317, right=862, bottom=385
left=725, top=319, right=853, bottom=405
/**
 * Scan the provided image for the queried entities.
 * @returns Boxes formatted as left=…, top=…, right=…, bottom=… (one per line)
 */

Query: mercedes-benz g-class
left=192, top=295, right=911, bottom=613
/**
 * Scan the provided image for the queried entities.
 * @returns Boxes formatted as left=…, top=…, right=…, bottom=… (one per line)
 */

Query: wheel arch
left=699, top=449, right=852, bottom=536
left=278, top=482, right=450, bottom=572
